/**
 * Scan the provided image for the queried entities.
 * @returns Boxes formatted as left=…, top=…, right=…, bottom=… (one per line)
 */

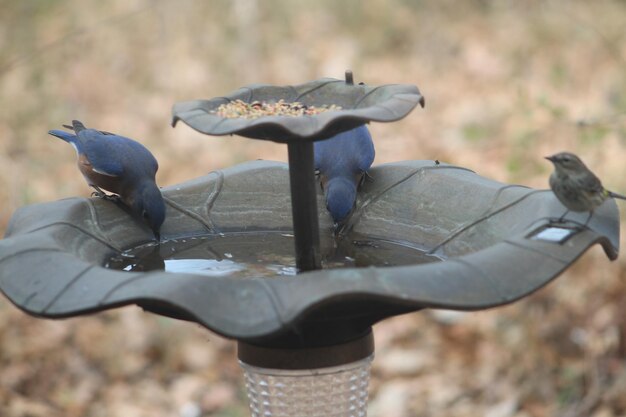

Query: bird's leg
left=90, top=185, right=121, bottom=203
left=583, top=210, right=593, bottom=227
left=558, top=209, right=569, bottom=223
left=90, top=185, right=108, bottom=198
left=333, top=217, right=351, bottom=238
left=107, top=194, right=122, bottom=204
left=314, top=169, right=324, bottom=191
left=356, top=171, right=374, bottom=190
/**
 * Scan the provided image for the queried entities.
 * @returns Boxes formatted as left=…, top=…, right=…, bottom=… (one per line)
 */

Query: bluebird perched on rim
left=546, top=151, right=626, bottom=225
left=48, top=120, right=166, bottom=240
left=314, top=124, right=375, bottom=226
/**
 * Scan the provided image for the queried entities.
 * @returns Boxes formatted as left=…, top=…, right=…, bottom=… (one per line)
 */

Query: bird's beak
left=545, top=155, right=556, bottom=162
left=333, top=214, right=352, bottom=236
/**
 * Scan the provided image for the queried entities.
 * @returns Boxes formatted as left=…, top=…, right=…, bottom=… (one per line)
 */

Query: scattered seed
left=212, top=99, right=342, bottom=119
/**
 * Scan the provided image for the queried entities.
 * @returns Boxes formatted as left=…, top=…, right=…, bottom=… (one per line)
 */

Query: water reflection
left=106, top=232, right=440, bottom=278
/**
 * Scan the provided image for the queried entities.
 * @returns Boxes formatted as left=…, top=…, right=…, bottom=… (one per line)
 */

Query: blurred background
left=1, top=0, right=625, bottom=416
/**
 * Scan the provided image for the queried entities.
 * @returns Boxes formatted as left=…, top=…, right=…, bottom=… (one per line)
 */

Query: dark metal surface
left=172, top=73, right=424, bottom=273
left=171, top=75, right=425, bottom=143
left=0, top=160, right=620, bottom=347
left=287, top=142, right=321, bottom=271
left=238, top=328, right=374, bottom=369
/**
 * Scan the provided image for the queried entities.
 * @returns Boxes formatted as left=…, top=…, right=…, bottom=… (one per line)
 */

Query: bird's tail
left=607, top=190, right=626, bottom=200
left=48, top=129, right=77, bottom=144
left=62, top=119, right=115, bottom=136
left=49, top=119, right=88, bottom=143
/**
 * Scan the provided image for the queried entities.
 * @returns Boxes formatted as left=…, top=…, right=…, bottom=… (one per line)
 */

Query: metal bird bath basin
left=0, top=159, right=620, bottom=339
left=0, top=73, right=621, bottom=416
left=0, top=160, right=620, bottom=414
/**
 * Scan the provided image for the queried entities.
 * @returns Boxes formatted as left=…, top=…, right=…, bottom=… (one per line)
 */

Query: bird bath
left=0, top=73, right=620, bottom=416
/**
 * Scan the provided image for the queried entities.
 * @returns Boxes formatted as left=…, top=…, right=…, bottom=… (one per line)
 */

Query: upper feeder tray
left=171, top=71, right=424, bottom=142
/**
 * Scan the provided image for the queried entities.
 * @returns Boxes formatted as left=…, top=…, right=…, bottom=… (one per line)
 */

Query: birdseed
left=212, top=99, right=342, bottom=119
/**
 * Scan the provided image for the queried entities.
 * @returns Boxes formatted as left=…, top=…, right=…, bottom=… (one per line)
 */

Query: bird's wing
left=355, top=127, right=375, bottom=172
left=125, top=139, right=159, bottom=173
left=581, top=172, right=604, bottom=194
left=313, top=141, right=323, bottom=170
left=79, top=131, right=126, bottom=177
left=314, top=127, right=375, bottom=176
left=356, top=139, right=375, bottom=172
left=71, top=120, right=87, bottom=133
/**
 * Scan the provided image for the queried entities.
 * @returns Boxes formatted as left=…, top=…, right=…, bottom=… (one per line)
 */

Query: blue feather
left=48, top=120, right=165, bottom=239
left=314, top=125, right=375, bottom=223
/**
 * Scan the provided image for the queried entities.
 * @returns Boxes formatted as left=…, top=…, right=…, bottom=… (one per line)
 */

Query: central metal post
left=287, top=141, right=321, bottom=271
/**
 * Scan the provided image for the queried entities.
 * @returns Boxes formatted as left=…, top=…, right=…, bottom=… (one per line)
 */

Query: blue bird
left=48, top=120, right=166, bottom=240
left=314, top=125, right=375, bottom=225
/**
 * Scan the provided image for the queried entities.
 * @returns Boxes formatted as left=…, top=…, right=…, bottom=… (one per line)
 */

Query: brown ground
left=1, top=1, right=626, bottom=416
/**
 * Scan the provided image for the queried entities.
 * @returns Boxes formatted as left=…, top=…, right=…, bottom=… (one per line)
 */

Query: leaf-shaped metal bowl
left=171, top=75, right=424, bottom=143
left=0, top=160, right=619, bottom=346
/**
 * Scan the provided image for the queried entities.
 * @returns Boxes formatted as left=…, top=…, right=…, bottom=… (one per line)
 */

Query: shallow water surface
left=105, top=232, right=440, bottom=278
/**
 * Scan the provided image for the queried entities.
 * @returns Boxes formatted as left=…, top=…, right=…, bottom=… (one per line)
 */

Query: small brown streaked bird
left=545, top=151, right=626, bottom=224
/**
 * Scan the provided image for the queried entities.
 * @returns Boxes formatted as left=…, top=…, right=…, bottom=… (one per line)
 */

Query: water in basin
left=105, top=232, right=440, bottom=278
